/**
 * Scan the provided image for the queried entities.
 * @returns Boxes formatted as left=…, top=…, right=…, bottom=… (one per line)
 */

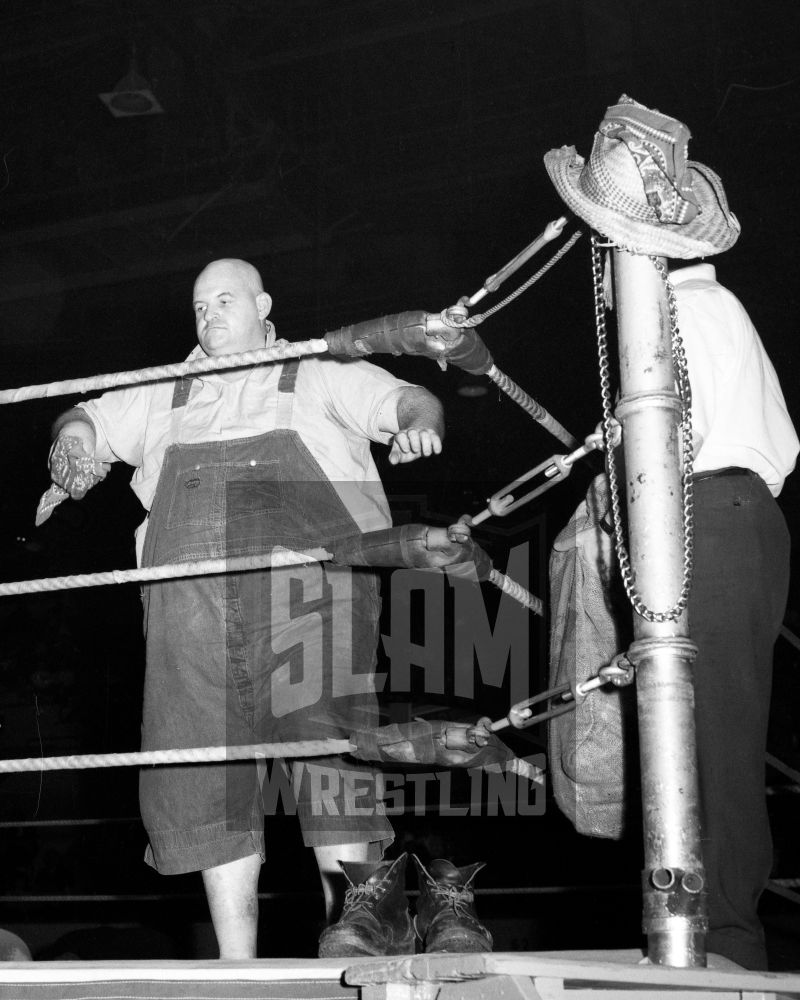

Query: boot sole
left=318, top=929, right=416, bottom=959
left=424, top=932, right=493, bottom=954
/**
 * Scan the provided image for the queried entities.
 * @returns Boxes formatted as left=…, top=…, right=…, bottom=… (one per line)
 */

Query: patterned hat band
left=578, top=138, right=665, bottom=226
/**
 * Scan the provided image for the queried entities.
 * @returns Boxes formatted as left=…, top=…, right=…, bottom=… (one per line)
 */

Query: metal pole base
left=646, top=922, right=707, bottom=968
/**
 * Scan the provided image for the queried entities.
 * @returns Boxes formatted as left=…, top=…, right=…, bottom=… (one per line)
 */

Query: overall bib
left=139, top=361, right=392, bottom=875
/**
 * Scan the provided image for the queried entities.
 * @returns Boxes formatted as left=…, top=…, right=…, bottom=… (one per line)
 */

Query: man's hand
left=48, top=434, right=110, bottom=499
left=388, top=386, right=445, bottom=465
left=36, top=411, right=107, bottom=526
left=388, top=427, right=443, bottom=465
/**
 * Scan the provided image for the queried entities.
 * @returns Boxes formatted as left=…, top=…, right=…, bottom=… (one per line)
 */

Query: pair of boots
left=318, top=853, right=492, bottom=957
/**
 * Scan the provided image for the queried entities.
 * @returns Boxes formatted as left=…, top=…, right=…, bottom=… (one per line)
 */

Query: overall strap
left=169, top=377, right=195, bottom=440
left=275, top=359, right=300, bottom=429
left=171, top=377, right=194, bottom=409
left=167, top=359, right=301, bottom=437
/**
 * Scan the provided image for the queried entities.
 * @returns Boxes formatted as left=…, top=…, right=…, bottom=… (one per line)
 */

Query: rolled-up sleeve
left=78, top=386, right=150, bottom=468
left=317, top=357, right=413, bottom=443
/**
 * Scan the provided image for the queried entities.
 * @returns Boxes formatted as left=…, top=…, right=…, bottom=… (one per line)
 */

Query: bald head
left=194, top=258, right=265, bottom=297
left=192, top=258, right=274, bottom=358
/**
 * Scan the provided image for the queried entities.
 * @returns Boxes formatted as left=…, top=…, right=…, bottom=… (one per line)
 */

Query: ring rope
left=486, top=365, right=577, bottom=448
left=0, top=549, right=331, bottom=597
left=488, top=568, right=543, bottom=616
left=0, top=339, right=328, bottom=405
left=0, top=739, right=355, bottom=774
left=1, top=550, right=544, bottom=620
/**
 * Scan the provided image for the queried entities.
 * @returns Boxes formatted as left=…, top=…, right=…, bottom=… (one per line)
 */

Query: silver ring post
left=612, top=249, right=707, bottom=967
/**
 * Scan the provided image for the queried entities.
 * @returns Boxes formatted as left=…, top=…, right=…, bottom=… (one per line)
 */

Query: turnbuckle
left=484, top=681, right=579, bottom=733
left=470, top=436, right=601, bottom=526
left=430, top=215, right=571, bottom=337
left=485, top=655, right=637, bottom=734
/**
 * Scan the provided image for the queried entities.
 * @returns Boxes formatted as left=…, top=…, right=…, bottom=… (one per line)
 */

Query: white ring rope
left=489, top=568, right=544, bottom=616
left=0, top=549, right=331, bottom=597
left=0, top=301, right=552, bottom=781
left=0, top=339, right=329, bottom=405
left=486, top=365, right=577, bottom=449
left=0, top=739, right=355, bottom=774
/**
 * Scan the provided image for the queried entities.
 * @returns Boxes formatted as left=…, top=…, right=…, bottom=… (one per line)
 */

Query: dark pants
left=690, top=470, right=790, bottom=969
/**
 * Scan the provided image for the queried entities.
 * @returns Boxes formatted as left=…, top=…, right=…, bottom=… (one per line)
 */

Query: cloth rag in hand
left=35, top=435, right=107, bottom=526
left=35, top=484, right=70, bottom=527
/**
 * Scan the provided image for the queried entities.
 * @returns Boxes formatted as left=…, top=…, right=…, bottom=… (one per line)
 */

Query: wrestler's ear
left=256, top=292, right=273, bottom=321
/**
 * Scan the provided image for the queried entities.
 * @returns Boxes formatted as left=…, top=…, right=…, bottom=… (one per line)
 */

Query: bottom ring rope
left=0, top=738, right=355, bottom=774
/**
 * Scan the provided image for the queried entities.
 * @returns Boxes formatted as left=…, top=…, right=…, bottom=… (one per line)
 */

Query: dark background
left=0, top=0, right=798, bottom=967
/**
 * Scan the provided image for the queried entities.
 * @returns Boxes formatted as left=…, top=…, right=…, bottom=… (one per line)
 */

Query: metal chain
left=652, top=255, right=696, bottom=615
left=591, top=236, right=694, bottom=623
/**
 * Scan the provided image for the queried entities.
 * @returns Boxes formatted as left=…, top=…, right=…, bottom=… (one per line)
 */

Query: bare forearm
left=396, top=387, right=444, bottom=438
left=52, top=407, right=97, bottom=450
left=388, top=386, right=444, bottom=465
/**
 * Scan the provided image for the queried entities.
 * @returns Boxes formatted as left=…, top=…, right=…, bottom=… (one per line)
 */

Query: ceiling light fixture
left=456, top=375, right=489, bottom=398
left=99, top=45, right=164, bottom=118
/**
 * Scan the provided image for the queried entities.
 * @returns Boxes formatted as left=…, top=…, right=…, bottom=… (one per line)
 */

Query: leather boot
left=318, top=854, right=415, bottom=958
left=412, top=856, right=493, bottom=953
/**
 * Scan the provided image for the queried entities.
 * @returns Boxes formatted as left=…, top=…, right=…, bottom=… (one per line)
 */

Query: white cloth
left=671, top=263, right=799, bottom=496
left=80, top=350, right=412, bottom=559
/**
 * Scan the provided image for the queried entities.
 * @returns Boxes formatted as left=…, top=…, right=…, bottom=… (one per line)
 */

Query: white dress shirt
left=671, top=263, right=799, bottom=496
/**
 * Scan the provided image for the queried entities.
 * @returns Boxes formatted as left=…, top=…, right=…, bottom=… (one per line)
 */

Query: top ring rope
left=0, top=339, right=328, bottom=405
left=485, top=366, right=577, bottom=449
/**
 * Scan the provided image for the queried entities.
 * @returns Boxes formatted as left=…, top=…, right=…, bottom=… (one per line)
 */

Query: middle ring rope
left=0, top=739, right=355, bottom=774
left=0, top=549, right=331, bottom=597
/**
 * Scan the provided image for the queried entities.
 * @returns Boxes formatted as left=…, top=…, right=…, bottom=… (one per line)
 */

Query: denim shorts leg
left=140, top=572, right=265, bottom=875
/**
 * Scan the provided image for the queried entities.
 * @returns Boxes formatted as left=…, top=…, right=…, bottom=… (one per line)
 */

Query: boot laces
left=432, top=882, right=473, bottom=917
left=343, top=881, right=385, bottom=914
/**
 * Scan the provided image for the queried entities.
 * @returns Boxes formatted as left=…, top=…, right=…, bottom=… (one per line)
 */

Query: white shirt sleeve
left=314, top=357, right=412, bottom=444
left=78, top=385, right=153, bottom=468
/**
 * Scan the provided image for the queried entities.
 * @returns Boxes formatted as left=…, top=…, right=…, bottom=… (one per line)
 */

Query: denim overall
left=139, top=361, right=392, bottom=875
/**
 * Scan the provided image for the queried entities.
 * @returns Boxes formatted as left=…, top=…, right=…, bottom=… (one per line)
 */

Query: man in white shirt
left=46, top=258, right=446, bottom=959
left=544, top=95, right=799, bottom=968
left=669, top=261, right=798, bottom=968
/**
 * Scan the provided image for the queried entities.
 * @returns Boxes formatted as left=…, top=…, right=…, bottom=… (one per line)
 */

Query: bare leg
left=201, top=854, right=261, bottom=958
left=314, top=842, right=380, bottom=923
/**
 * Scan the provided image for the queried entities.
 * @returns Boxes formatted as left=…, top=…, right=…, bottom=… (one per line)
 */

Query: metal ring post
left=611, top=249, right=707, bottom=967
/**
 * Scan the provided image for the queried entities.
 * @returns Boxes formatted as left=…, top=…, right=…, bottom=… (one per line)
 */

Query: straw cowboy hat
left=543, top=94, right=740, bottom=258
